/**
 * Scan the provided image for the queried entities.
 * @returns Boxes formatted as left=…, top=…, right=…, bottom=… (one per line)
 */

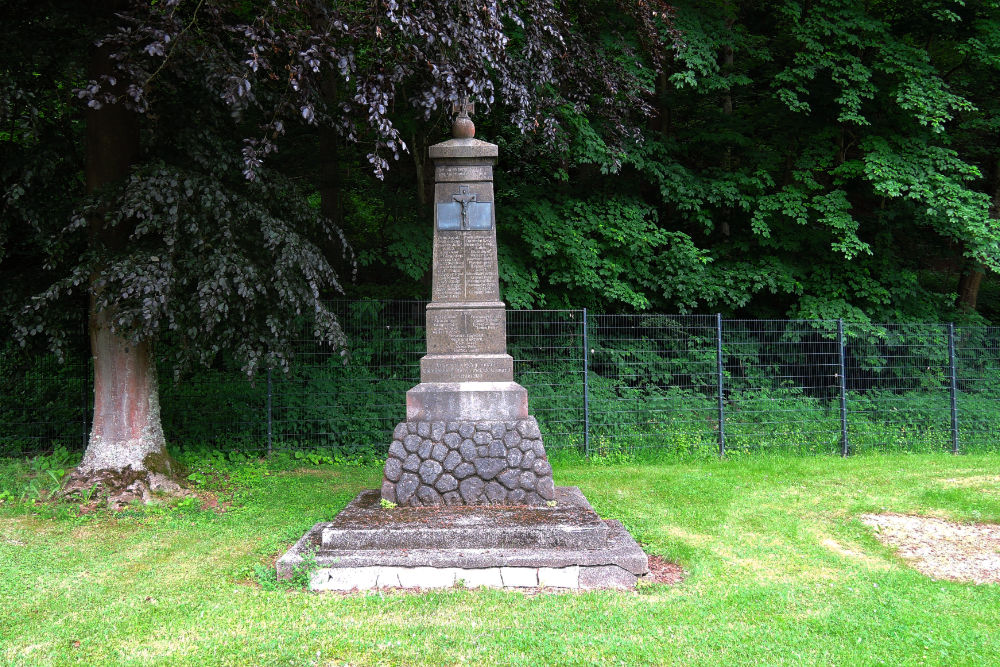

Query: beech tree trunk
left=70, top=33, right=176, bottom=495
left=80, top=304, right=169, bottom=475
left=956, top=266, right=984, bottom=313
left=956, top=155, right=1000, bottom=313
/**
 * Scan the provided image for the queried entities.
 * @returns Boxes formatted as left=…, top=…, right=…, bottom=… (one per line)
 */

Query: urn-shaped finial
left=451, top=96, right=475, bottom=139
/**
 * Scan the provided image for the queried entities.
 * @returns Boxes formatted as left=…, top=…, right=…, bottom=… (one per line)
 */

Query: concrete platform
left=322, top=487, right=607, bottom=549
left=277, top=487, right=649, bottom=591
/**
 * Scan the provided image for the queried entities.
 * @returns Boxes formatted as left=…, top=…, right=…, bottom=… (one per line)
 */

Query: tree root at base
left=59, top=466, right=191, bottom=510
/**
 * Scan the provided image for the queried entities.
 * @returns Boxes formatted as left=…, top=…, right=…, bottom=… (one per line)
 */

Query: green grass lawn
left=2, top=452, right=999, bottom=666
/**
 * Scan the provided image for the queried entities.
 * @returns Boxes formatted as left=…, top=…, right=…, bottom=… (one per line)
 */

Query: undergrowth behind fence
left=2, top=301, right=999, bottom=458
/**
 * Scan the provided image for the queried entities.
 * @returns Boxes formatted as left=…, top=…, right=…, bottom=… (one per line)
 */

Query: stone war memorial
left=279, top=102, right=649, bottom=591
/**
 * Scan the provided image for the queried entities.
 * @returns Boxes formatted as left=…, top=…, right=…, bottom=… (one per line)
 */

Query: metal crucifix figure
left=452, top=185, right=477, bottom=229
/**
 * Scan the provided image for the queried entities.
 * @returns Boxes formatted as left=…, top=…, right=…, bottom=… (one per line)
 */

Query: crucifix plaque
left=437, top=185, right=494, bottom=230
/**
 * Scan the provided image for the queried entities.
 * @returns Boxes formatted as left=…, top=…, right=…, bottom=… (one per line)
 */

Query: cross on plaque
left=452, top=97, right=474, bottom=118
left=452, top=185, right=477, bottom=230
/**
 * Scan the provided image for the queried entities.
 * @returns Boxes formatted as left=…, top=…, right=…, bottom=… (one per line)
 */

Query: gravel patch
left=861, top=514, right=1000, bottom=585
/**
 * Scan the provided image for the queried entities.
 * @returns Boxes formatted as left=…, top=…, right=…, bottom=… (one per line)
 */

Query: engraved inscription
left=436, top=165, right=493, bottom=182
left=431, top=230, right=498, bottom=301
left=432, top=234, right=465, bottom=301
left=421, top=355, right=513, bottom=383
left=464, top=233, right=499, bottom=300
left=427, top=308, right=505, bottom=354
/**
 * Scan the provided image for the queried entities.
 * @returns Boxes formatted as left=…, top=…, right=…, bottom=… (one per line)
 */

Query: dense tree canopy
left=0, top=0, right=678, bottom=491
left=331, top=0, right=1000, bottom=324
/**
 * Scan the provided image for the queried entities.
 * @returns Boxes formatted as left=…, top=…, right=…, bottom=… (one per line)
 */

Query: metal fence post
left=582, top=308, right=591, bottom=458
left=838, top=319, right=849, bottom=457
left=716, top=313, right=726, bottom=457
left=948, top=323, right=959, bottom=454
left=266, top=367, right=273, bottom=455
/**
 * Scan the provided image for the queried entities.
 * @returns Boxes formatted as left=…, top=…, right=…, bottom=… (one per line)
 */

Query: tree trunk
left=956, top=155, right=1000, bottom=313
left=80, top=303, right=169, bottom=476
left=64, top=36, right=179, bottom=504
left=956, top=266, right=984, bottom=313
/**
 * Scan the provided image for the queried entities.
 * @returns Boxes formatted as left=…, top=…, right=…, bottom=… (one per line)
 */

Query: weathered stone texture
left=381, top=416, right=553, bottom=506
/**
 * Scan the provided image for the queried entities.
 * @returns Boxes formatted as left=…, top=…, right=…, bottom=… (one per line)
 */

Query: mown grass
left=1, top=452, right=999, bottom=666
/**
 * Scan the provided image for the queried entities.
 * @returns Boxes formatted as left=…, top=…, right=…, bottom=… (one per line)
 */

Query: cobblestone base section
left=380, top=416, right=555, bottom=506
left=309, top=564, right=640, bottom=591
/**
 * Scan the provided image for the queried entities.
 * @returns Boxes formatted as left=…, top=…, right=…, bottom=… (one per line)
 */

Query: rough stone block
left=418, top=440, right=433, bottom=459
left=442, top=450, right=461, bottom=472
left=538, top=566, right=580, bottom=589
left=417, top=422, right=431, bottom=438
left=393, top=423, right=408, bottom=441
left=459, top=477, right=484, bottom=503
left=403, top=434, right=421, bottom=453
left=500, top=567, right=539, bottom=588
left=435, top=474, right=458, bottom=493
left=419, top=460, right=443, bottom=485
left=506, top=449, right=522, bottom=468
left=396, top=473, right=419, bottom=504
left=459, top=440, right=477, bottom=461
left=388, top=440, right=406, bottom=460
left=454, top=462, right=475, bottom=479
left=459, top=423, right=475, bottom=438
left=488, top=440, right=506, bottom=457
left=431, top=443, right=448, bottom=462
left=484, top=481, right=507, bottom=503
left=417, top=486, right=443, bottom=506
left=474, top=457, right=505, bottom=480
left=380, top=481, right=396, bottom=505
left=431, top=422, right=446, bottom=440
left=402, top=454, right=420, bottom=472
left=517, top=418, right=541, bottom=439
left=383, top=457, right=402, bottom=482
left=533, top=460, right=552, bottom=477
left=473, top=431, right=491, bottom=445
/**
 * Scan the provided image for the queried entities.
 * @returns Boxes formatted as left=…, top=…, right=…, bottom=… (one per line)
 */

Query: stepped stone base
left=381, top=416, right=554, bottom=506
left=277, top=487, right=649, bottom=591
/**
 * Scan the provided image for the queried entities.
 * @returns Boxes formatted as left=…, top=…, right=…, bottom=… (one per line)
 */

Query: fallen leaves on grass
left=646, top=555, right=685, bottom=585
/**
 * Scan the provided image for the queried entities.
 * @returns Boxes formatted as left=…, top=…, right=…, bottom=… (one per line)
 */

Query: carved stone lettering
left=421, top=355, right=514, bottom=383
left=436, top=165, right=493, bottom=182
left=427, top=308, right=505, bottom=354
left=432, top=234, right=465, bottom=301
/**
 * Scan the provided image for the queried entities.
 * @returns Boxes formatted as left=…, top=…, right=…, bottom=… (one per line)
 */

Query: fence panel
left=3, top=305, right=1000, bottom=459
left=955, top=326, right=1000, bottom=453
left=845, top=323, right=952, bottom=453
left=722, top=319, right=842, bottom=455
left=587, top=314, right=719, bottom=457
left=0, top=341, right=90, bottom=457
left=507, top=309, right=585, bottom=452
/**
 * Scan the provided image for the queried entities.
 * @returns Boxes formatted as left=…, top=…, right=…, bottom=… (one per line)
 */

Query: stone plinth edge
left=276, top=510, right=650, bottom=592
left=405, top=382, right=528, bottom=422
left=381, top=416, right=552, bottom=506
left=429, top=138, right=498, bottom=160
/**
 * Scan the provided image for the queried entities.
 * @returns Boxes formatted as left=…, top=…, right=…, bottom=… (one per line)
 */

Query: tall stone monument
left=277, top=103, right=650, bottom=592
left=380, top=101, right=555, bottom=507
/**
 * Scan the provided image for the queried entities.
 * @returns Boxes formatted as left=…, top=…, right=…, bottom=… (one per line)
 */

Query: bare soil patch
left=861, top=513, right=1000, bottom=585
left=647, top=555, right=685, bottom=585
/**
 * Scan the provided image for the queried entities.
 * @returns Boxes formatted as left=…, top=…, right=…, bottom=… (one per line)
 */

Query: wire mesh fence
left=2, top=302, right=1000, bottom=458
